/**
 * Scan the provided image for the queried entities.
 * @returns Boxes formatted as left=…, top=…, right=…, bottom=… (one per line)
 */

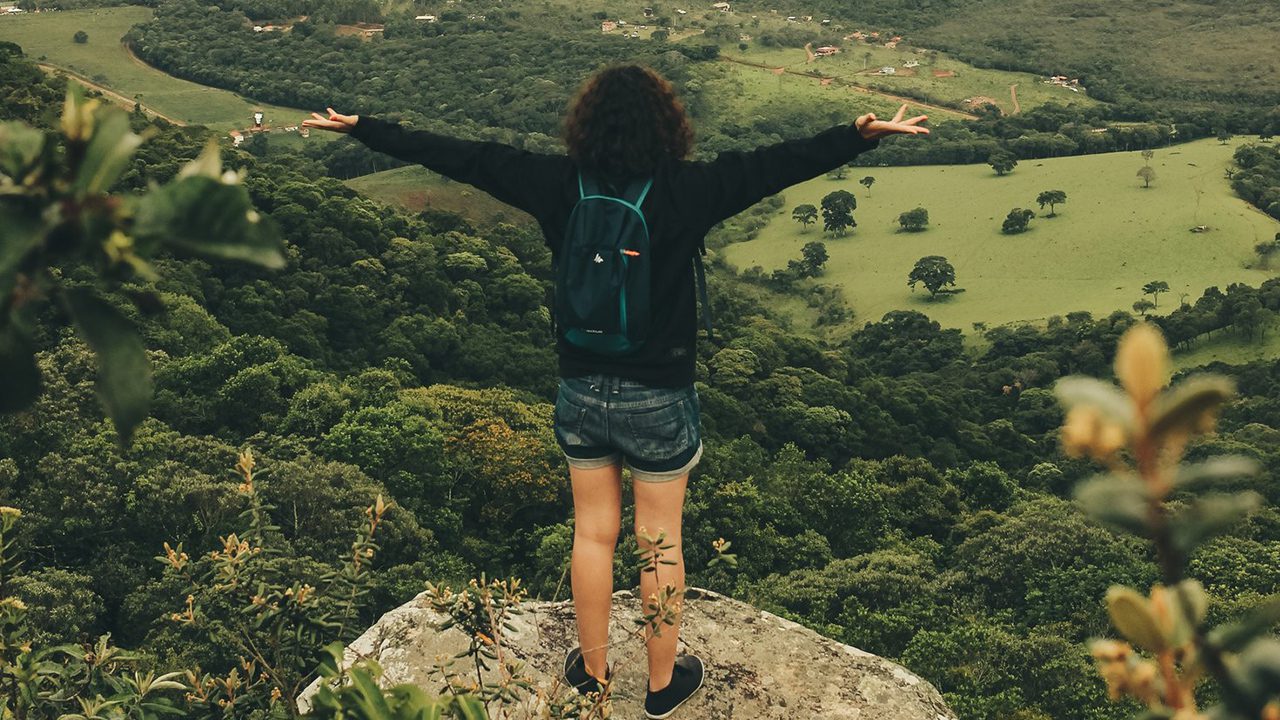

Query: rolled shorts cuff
left=627, top=441, right=703, bottom=483
left=563, top=450, right=622, bottom=471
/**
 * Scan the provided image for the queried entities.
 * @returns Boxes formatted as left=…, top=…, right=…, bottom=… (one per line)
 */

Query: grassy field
left=723, top=43, right=1097, bottom=116
left=1172, top=315, right=1280, bottom=371
left=721, top=137, right=1280, bottom=331
left=0, top=7, right=323, bottom=132
left=346, top=166, right=533, bottom=226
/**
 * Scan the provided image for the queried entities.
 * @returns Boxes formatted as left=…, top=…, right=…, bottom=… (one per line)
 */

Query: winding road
left=721, top=55, right=978, bottom=120
left=36, top=60, right=187, bottom=125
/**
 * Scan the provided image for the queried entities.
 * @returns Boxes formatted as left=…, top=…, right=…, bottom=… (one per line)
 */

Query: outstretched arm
left=302, top=108, right=563, bottom=216
left=692, top=104, right=929, bottom=223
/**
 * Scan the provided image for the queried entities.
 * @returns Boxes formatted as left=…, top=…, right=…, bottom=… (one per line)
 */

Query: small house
left=903, top=59, right=919, bottom=68
left=814, top=46, right=839, bottom=56
left=643, top=7, right=654, bottom=17
left=879, top=66, right=896, bottom=75
left=712, top=2, right=731, bottom=12
left=884, top=40, right=898, bottom=49
left=415, top=14, right=436, bottom=21
left=601, top=20, right=616, bottom=31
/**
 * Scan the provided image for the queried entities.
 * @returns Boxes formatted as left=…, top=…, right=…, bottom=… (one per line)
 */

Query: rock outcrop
left=300, top=587, right=957, bottom=719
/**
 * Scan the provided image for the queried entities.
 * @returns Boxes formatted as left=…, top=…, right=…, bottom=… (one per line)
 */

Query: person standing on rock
left=304, top=65, right=927, bottom=719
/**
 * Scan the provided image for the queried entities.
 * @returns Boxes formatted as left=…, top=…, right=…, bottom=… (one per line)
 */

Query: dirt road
left=36, top=61, right=187, bottom=125
left=1009, top=83, right=1021, bottom=115
left=721, top=55, right=978, bottom=120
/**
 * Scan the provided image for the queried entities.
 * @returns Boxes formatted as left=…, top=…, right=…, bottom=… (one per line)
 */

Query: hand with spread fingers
left=302, top=107, right=359, bottom=133
left=855, top=104, right=930, bottom=140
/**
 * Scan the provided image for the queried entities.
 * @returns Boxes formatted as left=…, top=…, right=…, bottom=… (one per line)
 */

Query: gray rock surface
left=299, top=587, right=957, bottom=719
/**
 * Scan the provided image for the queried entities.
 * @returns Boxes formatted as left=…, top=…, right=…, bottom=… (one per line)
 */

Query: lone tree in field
left=1137, top=166, right=1156, bottom=188
left=792, top=204, right=818, bottom=231
left=908, top=255, right=957, bottom=299
left=898, top=207, right=929, bottom=232
left=859, top=175, right=876, bottom=194
left=1133, top=299, right=1155, bottom=317
left=800, top=241, right=829, bottom=276
left=73, top=30, right=88, bottom=43
left=1216, top=128, right=1233, bottom=144
left=1002, top=208, right=1035, bottom=234
left=1141, top=149, right=1154, bottom=167
left=826, top=165, right=848, bottom=180
left=821, top=189, right=857, bottom=236
left=1142, top=280, right=1170, bottom=308
left=862, top=51, right=872, bottom=69
left=989, top=150, right=1018, bottom=176
left=1036, top=190, right=1067, bottom=217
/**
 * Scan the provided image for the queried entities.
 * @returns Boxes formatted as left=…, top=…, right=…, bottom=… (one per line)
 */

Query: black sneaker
left=644, top=654, right=704, bottom=719
left=563, top=646, right=610, bottom=696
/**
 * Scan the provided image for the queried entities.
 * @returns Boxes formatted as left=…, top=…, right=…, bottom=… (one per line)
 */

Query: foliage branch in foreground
left=0, top=87, right=284, bottom=443
left=1055, top=324, right=1279, bottom=719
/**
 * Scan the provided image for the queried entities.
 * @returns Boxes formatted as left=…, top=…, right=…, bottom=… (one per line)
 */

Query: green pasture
left=721, top=137, right=1280, bottom=331
left=0, top=7, right=323, bottom=133
left=724, top=42, right=1097, bottom=116
left=346, top=165, right=533, bottom=225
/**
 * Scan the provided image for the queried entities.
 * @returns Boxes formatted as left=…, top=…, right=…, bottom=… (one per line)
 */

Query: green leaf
left=1147, top=375, right=1236, bottom=441
left=72, top=110, right=144, bottom=196
left=1173, top=456, right=1261, bottom=492
left=1169, top=491, right=1263, bottom=556
left=1074, top=473, right=1150, bottom=536
left=1054, top=376, right=1136, bottom=429
left=1106, top=585, right=1166, bottom=652
left=0, top=320, right=41, bottom=413
left=0, top=121, right=47, bottom=183
left=0, top=200, right=45, bottom=301
left=133, top=175, right=284, bottom=269
left=63, top=287, right=151, bottom=444
left=1208, top=595, right=1280, bottom=652
left=1235, top=638, right=1280, bottom=708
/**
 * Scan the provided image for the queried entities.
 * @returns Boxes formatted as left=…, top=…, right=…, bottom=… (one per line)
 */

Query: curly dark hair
left=563, top=65, right=694, bottom=180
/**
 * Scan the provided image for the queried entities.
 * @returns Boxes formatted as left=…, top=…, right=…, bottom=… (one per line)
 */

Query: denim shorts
left=553, top=374, right=703, bottom=483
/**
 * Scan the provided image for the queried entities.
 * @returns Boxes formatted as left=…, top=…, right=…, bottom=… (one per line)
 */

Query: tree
left=821, top=190, right=857, bottom=236
left=1142, top=280, right=1170, bottom=308
left=862, top=51, right=872, bottom=69
left=792, top=204, right=818, bottom=231
left=1002, top=208, right=1034, bottom=234
left=826, top=165, right=848, bottom=180
left=1141, top=149, right=1154, bottom=166
left=73, top=30, right=88, bottom=44
left=1036, top=190, right=1067, bottom=217
left=651, top=29, right=669, bottom=41
left=800, top=241, right=829, bottom=276
left=1254, top=233, right=1280, bottom=268
left=908, top=255, right=957, bottom=298
left=1137, top=166, right=1156, bottom=188
left=898, top=207, right=929, bottom=232
left=1216, top=128, right=1233, bottom=144
left=859, top=175, right=876, bottom=194
left=988, top=150, right=1018, bottom=176
left=1132, top=299, right=1155, bottom=317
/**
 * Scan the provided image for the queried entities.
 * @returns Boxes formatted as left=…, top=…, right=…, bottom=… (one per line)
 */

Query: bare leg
left=633, top=474, right=689, bottom=692
left=570, top=462, right=623, bottom=682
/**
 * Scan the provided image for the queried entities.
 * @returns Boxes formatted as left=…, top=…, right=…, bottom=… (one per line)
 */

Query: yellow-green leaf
left=1106, top=585, right=1166, bottom=652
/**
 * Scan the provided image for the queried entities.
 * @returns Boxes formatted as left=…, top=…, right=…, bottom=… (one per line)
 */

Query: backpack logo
left=593, top=253, right=604, bottom=264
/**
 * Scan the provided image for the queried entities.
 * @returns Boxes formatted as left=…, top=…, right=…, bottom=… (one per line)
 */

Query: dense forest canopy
left=2, top=0, right=1279, bottom=715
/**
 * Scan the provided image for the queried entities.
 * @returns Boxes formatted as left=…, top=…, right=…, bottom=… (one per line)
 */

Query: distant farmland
left=722, top=137, right=1280, bottom=331
left=0, top=6, right=318, bottom=132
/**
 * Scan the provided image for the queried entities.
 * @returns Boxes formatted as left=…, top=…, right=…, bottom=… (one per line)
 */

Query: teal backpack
left=556, top=172, right=712, bottom=356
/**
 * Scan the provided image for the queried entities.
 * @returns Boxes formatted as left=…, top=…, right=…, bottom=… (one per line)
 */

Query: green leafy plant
left=158, top=449, right=393, bottom=719
left=1, top=506, right=188, bottom=720
left=0, top=87, right=284, bottom=444
left=1055, top=323, right=1280, bottom=719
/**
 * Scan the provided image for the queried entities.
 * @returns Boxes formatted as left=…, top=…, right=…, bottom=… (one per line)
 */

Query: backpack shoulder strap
left=693, top=248, right=714, bottom=342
